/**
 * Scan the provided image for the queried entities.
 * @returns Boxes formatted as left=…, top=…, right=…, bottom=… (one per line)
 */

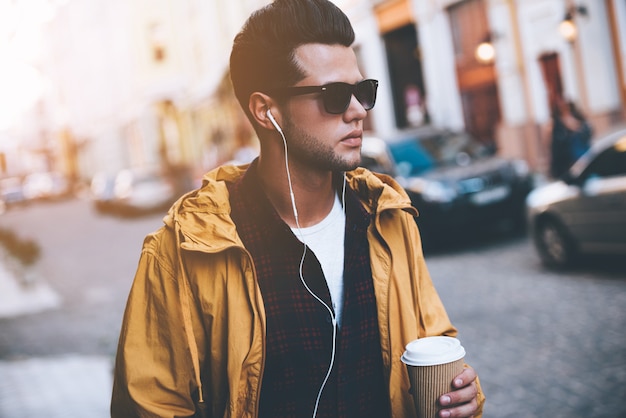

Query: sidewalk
left=0, top=355, right=113, bottom=418
left=0, top=259, right=112, bottom=417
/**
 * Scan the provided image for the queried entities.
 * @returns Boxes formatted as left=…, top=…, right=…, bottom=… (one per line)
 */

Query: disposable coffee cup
left=401, top=336, right=466, bottom=418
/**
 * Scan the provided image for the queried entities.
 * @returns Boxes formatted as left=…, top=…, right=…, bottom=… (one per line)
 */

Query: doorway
left=538, top=52, right=564, bottom=113
left=383, top=24, right=428, bottom=129
left=448, top=0, right=501, bottom=148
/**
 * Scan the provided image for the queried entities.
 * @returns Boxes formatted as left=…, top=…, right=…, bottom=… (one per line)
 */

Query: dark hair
left=229, top=0, right=355, bottom=121
left=551, top=97, right=586, bottom=122
left=567, top=101, right=585, bottom=122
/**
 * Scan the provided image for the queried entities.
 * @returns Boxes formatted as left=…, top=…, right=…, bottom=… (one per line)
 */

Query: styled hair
left=229, top=0, right=355, bottom=121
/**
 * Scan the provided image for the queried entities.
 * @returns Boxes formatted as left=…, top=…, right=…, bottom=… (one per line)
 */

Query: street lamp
left=475, top=33, right=496, bottom=65
left=559, top=3, right=590, bottom=116
left=559, top=5, right=588, bottom=42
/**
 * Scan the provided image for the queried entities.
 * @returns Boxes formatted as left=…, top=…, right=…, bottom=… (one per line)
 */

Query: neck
left=257, top=155, right=338, bottom=228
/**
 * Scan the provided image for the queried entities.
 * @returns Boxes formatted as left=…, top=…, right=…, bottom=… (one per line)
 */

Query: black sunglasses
left=268, top=79, right=378, bottom=115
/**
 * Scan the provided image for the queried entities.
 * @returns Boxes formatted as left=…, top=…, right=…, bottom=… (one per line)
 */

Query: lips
left=341, top=130, right=363, bottom=147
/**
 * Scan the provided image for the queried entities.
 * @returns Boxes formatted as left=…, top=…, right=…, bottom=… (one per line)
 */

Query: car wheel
left=534, top=218, right=576, bottom=268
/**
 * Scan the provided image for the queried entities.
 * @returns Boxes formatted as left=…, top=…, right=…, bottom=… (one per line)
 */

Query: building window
left=383, top=24, right=428, bottom=129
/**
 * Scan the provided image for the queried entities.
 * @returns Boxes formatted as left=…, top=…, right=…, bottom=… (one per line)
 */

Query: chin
left=339, top=158, right=360, bottom=172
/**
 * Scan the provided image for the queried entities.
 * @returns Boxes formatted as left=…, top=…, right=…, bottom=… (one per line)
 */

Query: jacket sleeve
left=407, top=214, right=487, bottom=417
left=386, top=208, right=486, bottom=417
left=111, top=231, right=200, bottom=418
left=400, top=210, right=457, bottom=339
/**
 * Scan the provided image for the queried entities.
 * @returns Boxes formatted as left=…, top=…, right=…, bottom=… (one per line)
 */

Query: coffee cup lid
left=401, top=336, right=465, bottom=366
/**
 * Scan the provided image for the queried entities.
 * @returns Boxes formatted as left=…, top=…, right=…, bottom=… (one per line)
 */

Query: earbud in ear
left=266, top=109, right=282, bottom=133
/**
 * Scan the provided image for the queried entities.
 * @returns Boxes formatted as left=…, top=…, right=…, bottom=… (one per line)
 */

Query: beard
left=281, top=118, right=361, bottom=172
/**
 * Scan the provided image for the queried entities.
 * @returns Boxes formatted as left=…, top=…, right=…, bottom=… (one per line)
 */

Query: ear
left=249, top=92, right=280, bottom=132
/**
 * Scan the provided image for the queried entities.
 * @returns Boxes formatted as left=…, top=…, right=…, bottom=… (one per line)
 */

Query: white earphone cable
left=276, top=126, right=338, bottom=418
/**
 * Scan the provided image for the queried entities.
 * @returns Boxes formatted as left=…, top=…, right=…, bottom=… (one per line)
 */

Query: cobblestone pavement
left=0, top=252, right=112, bottom=418
left=0, top=355, right=112, bottom=418
left=425, top=237, right=626, bottom=418
left=0, top=199, right=625, bottom=418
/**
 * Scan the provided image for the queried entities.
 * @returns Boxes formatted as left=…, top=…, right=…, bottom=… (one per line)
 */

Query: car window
left=582, top=138, right=626, bottom=179
left=388, top=132, right=489, bottom=176
left=425, top=133, right=484, bottom=161
left=388, top=140, right=434, bottom=176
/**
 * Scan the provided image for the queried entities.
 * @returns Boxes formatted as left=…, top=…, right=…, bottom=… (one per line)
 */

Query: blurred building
left=4, top=0, right=625, bottom=183
left=22, top=0, right=265, bottom=184
left=346, top=0, right=625, bottom=173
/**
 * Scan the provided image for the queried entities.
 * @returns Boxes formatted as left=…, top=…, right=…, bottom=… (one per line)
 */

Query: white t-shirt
left=291, top=194, right=346, bottom=326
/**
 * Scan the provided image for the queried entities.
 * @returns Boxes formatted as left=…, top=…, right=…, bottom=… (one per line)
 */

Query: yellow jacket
left=111, top=164, right=485, bottom=417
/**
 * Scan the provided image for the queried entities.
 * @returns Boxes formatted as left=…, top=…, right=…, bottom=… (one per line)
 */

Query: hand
left=438, top=367, right=479, bottom=418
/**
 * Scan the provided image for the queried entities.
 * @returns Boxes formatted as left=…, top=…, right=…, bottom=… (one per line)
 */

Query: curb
left=0, top=258, right=60, bottom=319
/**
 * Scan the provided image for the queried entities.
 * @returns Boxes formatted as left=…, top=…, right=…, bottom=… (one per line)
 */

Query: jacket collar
left=166, top=163, right=417, bottom=254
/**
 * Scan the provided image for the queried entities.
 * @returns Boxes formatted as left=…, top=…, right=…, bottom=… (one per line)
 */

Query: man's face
left=280, top=43, right=369, bottom=172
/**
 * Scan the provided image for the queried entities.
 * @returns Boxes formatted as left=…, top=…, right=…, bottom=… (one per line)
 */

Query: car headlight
left=405, top=178, right=458, bottom=203
left=512, top=159, right=530, bottom=177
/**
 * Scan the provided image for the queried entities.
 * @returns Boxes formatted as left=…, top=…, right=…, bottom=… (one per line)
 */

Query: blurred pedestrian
left=549, top=97, right=593, bottom=178
left=110, top=1, right=485, bottom=417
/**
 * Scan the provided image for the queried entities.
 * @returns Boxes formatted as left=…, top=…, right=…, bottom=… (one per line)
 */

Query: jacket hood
left=164, top=164, right=417, bottom=254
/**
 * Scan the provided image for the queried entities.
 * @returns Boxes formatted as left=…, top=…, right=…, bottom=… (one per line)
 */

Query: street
left=0, top=197, right=625, bottom=417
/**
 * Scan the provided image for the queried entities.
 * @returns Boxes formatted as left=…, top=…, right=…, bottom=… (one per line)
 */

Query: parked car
left=90, top=171, right=118, bottom=214
left=526, top=127, right=626, bottom=268
left=113, top=168, right=178, bottom=216
left=0, top=177, right=26, bottom=205
left=0, top=176, right=26, bottom=213
left=22, top=171, right=71, bottom=201
left=361, top=127, right=534, bottom=246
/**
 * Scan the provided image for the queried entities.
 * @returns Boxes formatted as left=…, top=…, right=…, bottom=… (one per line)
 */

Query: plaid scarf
left=227, top=161, right=390, bottom=418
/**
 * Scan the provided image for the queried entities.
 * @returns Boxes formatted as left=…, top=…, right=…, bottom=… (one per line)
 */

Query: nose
left=344, top=94, right=368, bottom=121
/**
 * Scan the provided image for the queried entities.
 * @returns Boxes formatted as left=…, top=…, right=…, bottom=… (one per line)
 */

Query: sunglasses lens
left=322, top=80, right=378, bottom=114
left=356, top=80, right=377, bottom=111
left=323, top=83, right=353, bottom=114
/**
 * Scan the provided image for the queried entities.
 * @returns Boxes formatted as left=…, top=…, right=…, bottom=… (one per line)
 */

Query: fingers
left=438, top=396, right=478, bottom=418
left=439, top=381, right=478, bottom=407
left=438, top=367, right=479, bottom=418
left=453, top=367, right=476, bottom=388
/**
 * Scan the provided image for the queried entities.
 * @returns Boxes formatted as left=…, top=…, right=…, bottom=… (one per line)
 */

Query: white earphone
left=266, top=109, right=282, bottom=133
left=265, top=105, right=338, bottom=418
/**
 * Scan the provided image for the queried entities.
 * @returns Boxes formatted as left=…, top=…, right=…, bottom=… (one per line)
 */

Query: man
left=111, top=1, right=485, bottom=417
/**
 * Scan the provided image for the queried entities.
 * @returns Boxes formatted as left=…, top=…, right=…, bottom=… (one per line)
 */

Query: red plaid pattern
left=227, top=161, right=390, bottom=418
